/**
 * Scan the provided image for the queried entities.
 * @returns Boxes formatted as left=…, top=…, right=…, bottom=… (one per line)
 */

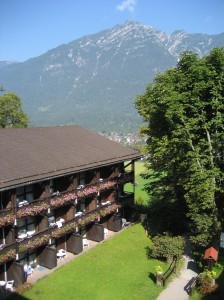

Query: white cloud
left=116, top=0, right=137, bottom=12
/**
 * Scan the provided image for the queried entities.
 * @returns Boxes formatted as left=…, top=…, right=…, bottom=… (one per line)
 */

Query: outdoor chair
left=83, top=238, right=89, bottom=247
left=104, top=228, right=108, bottom=238
left=57, top=249, right=67, bottom=260
left=6, top=280, right=14, bottom=291
left=122, top=218, right=127, bottom=228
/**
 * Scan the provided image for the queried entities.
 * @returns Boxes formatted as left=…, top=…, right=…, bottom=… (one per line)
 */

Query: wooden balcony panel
left=50, top=190, right=77, bottom=208
left=117, top=171, right=134, bottom=185
left=0, top=208, right=14, bottom=227
left=18, top=229, right=50, bottom=253
left=17, top=198, right=49, bottom=219
left=99, top=178, right=117, bottom=192
left=119, top=192, right=134, bottom=205
left=0, top=243, right=16, bottom=265
left=0, top=208, right=13, bottom=218
left=77, top=183, right=98, bottom=199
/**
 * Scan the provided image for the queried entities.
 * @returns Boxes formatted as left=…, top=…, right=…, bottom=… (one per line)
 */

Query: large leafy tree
left=135, top=47, right=224, bottom=247
left=0, top=93, right=29, bottom=128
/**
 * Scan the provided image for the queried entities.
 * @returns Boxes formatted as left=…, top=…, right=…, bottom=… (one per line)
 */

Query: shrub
left=16, top=282, right=33, bottom=294
left=150, top=233, right=185, bottom=261
left=198, top=271, right=218, bottom=295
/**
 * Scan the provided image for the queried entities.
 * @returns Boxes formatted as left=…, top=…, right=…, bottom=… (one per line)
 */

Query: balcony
left=99, top=202, right=120, bottom=218
left=17, top=200, right=49, bottom=218
left=18, top=231, right=50, bottom=253
left=0, top=209, right=14, bottom=227
left=99, top=178, right=117, bottom=192
left=50, top=190, right=77, bottom=208
left=118, top=192, right=134, bottom=206
left=0, top=244, right=16, bottom=265
left=15, top=174, right=130, bottom=219
left=117, top=171, right=134, bottom=185
left=77, top=183, right=98, bottom=198
left=51, top=202, right=120, bottom=239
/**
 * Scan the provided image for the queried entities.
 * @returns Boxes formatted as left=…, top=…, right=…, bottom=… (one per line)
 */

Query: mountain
left=0, top=21, right=224, bottom=133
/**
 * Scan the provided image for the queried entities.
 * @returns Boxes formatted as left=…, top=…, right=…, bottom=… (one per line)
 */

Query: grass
left=125, top=161, right=149, bottom=204
left=24, top=224, right=168, bottom=300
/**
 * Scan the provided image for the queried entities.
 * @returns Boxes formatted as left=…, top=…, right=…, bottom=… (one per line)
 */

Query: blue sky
left=1, top=0, right=224, bottom=62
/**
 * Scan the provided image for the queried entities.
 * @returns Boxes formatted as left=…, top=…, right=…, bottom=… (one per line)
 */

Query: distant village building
left=0, top=126, right=141, bottom=286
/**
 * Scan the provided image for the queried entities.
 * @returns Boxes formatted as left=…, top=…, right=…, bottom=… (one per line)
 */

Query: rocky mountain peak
left=0, top=21, right=223, bottom=133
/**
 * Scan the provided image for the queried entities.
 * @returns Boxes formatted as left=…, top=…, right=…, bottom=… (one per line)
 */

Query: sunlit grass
left=24, top=224, right=167, bottom=300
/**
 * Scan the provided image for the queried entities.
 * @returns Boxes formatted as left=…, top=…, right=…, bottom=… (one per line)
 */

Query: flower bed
left=52, top=222, right=78, bottom=238
left=0, top=214, right=14, bottom=227
left=0, top=249, right=16, bottom=264
left=77, top=185, right=98, bottom=198
left=50, top=192, right=77, bottom=207
left=19, top=234, right=50, bottom=252
left=78, top=212, right=99, bottom=227
left=99, top=204, right=120, bottom=217
left=17, top=203, right=49, bottom=218
left=99, top=179, right=116, bottom=191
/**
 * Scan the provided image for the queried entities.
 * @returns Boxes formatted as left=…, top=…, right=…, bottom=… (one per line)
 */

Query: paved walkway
left=157, top=238, right=199, bottom=300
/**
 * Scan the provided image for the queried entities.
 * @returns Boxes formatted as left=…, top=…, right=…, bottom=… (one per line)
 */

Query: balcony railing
left=117, top=171, right=134, bottom=185
left=17, top=201, right=49, bottom=218
left=18, top=230, right=50, bottom=253
left=50, top=190, right=77, bottom=207
left=0, top=200, right=122, bottom=262
left=0, top=209, right=14, bottom=227
left=77, top=183, right=98, bottom=198
left=15, top=174, right=131, bottom=219
left=99, top=201, right=120, bottom=217
left=0, top=244, right=16, bottom=265
left=118, top=192, right=134, bottom=206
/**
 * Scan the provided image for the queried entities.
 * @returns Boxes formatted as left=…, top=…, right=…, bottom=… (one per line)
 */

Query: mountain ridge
left=0, top=21, right=224, bottom=133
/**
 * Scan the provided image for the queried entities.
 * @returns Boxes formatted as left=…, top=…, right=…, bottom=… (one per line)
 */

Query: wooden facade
left=0, top=126, right=141, bottom=286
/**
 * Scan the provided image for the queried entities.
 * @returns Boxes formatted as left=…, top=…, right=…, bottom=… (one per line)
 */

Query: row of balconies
left=0, top=194, right=133, bottom=265
left=0, top=172, right=134, bottom=227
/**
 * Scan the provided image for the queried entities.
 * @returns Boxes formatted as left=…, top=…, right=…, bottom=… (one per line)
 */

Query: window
left=49, top=179, right=55, bottom=194
left=76, top=199, right=85, bottom=213
left=48, top=212, right=56, bottom=227
left=18, top=250, right=37, bottom=267
left=17, top=217, right=36, bottom=238
left=78, top=172, right=85, bottom=186
left=16, top=185, right=34, bottom=204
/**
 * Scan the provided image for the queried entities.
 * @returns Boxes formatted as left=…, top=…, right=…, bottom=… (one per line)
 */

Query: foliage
left=19, top=235, right=50, bottom=252
left=135, top=47, right=224, bottom=247
left=0, top=213, right=14, bottom=227
left=17, top=203, right=49, bottom=218
left=24, top=224, right=168, bottom=300
left=0, top=249, right=16, bottom=264
left=150, top=234, right=185, bottom=261
left=198, top=271, right=218, bottom=295
left=155, top=265, right=163, bottom=273
left=0, top=92, right=29, bottom=128
left=16, top=282, right=33, bottom=294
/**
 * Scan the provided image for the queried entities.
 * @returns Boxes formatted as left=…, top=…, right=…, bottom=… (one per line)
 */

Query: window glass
left=50, top=179, right=54, bottom=194
left=78, top=172, right=85, bottom=186
left=26, top=193, right=34, bottom=202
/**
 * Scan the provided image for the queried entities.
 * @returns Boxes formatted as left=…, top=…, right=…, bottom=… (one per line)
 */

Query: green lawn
left=24, top=224, right=167, bottom=300
left=125, top=161, right=149, bottom=204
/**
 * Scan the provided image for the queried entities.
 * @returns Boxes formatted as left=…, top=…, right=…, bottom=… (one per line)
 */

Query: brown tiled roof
left=0, top=126, right=141, bottom=190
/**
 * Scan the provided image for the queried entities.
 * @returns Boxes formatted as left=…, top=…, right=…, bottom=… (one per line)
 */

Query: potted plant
left=155, top=265, right=163, bottom=285
left=155, top=265, right=163, bottom=273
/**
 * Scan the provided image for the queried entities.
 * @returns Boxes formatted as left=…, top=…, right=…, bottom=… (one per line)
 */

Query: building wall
left=0, top=161, right=135, bottom=285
